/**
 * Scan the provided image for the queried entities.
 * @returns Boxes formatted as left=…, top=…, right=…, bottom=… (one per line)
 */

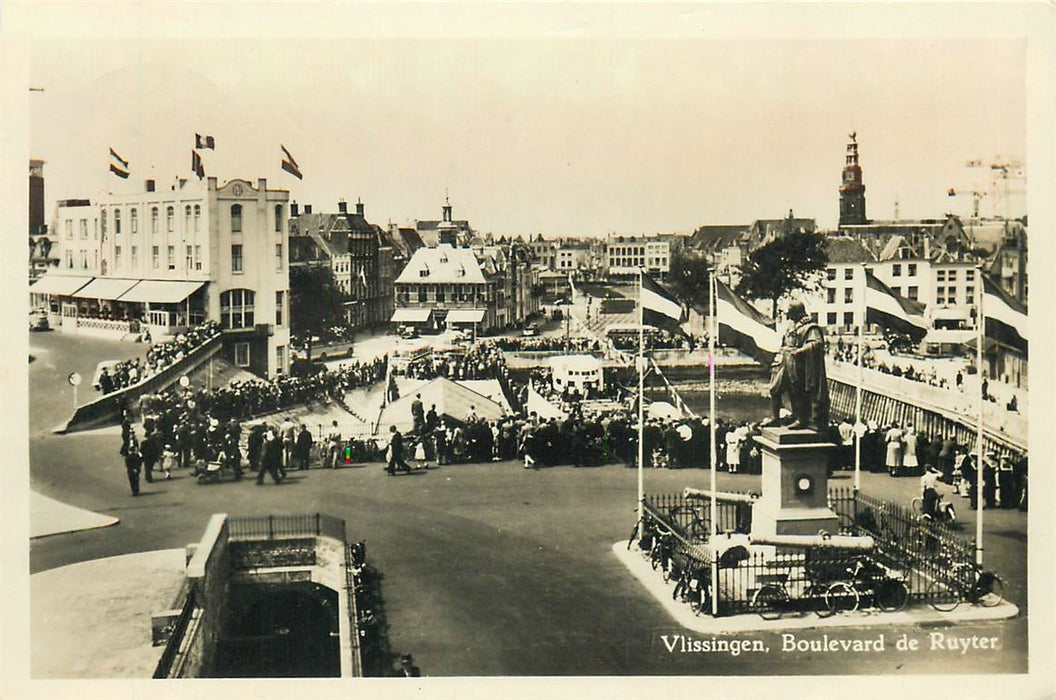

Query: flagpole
left=975, top=264, right=984, bottom=566
left=708, top=268, right=718, bottom=617
left=855, top=263, right=865, bottom=492
left=637, top=268, right=645, bottom=524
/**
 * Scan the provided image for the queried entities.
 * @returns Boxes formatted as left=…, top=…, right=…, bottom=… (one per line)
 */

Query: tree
left=667, top=248, right=711, bottom=311
left=736, top=231, right=829, bottom=317
left=289, top=265, right=350, bottom=349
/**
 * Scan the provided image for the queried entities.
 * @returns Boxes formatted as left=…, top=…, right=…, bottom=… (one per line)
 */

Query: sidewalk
left=612, top=541, right=1019, bottom=635
left=31, top=549, right=187, bottom=678
left=30, top=491, right=119, bottom=539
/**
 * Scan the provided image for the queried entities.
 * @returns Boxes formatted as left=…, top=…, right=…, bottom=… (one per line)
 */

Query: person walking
left=938, top=434, right=957, bottom=484
left=386, top=425, right=410, bottom=475
left=247, top=425, right=265, bottom=473
left=140, top=430, right=160, bottom=483
left=327, top=420, right=343, bottom=469
left=256, top=429, right=284, bottom=485
left=124, top=440, right=143, bottom=496
left=280, top=417, right=297, bottom=469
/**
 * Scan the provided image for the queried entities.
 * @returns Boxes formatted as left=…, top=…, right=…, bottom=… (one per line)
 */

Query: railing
left=636, top=489, right=981, bottom=617
left=227, top=513, right=346, bottom=542
left=344, top=544, right=365, bottom=677
left=152, top=587, right=198, bottom=679
left=75, top=316, right=133, bottom=333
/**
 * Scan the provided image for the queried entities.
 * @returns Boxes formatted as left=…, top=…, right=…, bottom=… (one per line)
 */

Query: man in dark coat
left=387, top=425, right=410, bottom=475
left=295, top=424, right=314, bottom=470
left=256, top=429, right=284, bottom=484
left=411, top=394, right=425, bottom=435
left=140, top=430, right=160, bottom=483
left=769, top=301, right=829, bottom=430
left=124, top=440, right=143, bottom=496
left=247, top=425, right=265, bottom=473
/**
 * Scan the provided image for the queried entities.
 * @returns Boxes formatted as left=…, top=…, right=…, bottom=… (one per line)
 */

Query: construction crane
left=966, top=157, right=1026, bottom=220
left=946, top=186, right=987, bottom=218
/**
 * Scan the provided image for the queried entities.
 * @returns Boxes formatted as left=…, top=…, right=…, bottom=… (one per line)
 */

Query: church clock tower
left=839, top=132, right=867, bottom=226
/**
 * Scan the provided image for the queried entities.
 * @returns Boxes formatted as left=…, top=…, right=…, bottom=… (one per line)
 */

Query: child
left=161, top=444, right=177, bottom=480
left=413, top=438, right=428, bottom=470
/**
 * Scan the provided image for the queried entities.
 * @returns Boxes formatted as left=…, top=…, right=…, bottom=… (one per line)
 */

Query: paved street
left=28, top=332, right=1027, bottom=676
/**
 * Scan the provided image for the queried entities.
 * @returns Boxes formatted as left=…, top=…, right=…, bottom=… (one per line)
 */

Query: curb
left=611, top=541, right=1019, bottom=634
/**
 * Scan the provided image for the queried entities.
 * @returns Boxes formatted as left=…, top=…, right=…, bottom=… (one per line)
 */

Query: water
left=654, top=366, right=772, bottom=424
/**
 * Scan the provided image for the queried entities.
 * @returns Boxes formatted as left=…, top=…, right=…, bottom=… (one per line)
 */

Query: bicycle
left=911, top=493, right=957, bottom=525
left=672, top=558, right=710, bottom=616
left=926, top=561, right=1004, bottom=612
left=627, top=511, right=658, bottom=552
left=650, top=526, right=677, bottom=581
left=822, top=556, right=909, bottom=615
left=667, top=504, right=707, bottom=541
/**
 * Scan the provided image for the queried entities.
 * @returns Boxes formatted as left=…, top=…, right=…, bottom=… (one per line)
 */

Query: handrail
left=152, top=587, right=197, bottom=679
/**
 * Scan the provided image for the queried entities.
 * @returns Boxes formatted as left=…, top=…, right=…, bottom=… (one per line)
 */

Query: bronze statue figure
left=768, top=301, right=829, bottom=431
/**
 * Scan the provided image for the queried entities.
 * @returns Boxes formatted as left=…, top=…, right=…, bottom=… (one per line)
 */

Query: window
left=436, top=286, right=446, bottom=302
left=892, top=264, right=901, bottom=277
left=234, top=342, right=250, bottom=367
left=185, top=205, right=192, bottom=232
left=194, top=205, right=201, bottom=232
left=64, top=219, right=72, bottom=238
left=826, top=312, right=837, bottom=325
left=844, top=268, right=853, bottom=280
left=115, top=245, right=122, bottom=267
left=844, top=288, right=853, bottom=304
left=167, top=206, right=174, bottom=232
left=80, top=250, right=88, bottom=269
left=151, top=207, right=158, bottom=233
left=231, top=244, right=243, bottom=273
left=231, top=204, right=242, bottom=233
left=966, top=269, right=975, bottom=281
left=101, top=210, right=107, bottom=235
left=843, top=312, right=854, bottom=326
left=131, top=246, right=138, bottom=267
left=194, top=245, right=201, bottom=270
left=275, top=345, right=285, bottom=375
left=965, top=285, right=974, bottom=301
left=935, top=286, right=946, bottom=304
left=907, top=263, right=917, bottom=277
left=114, top=209, right=121, bottom=234
left=948, top=270, right=957, bottom=282
left=65, top=250, right=73, bottom=268
left=167, top=245, right=175, bottom=270
left=907, top=286, right=918, bottom=300
left=275, top=204, right=283, bottom=232
left=418, top=286, right=427, bottom=302
left=936, top=270, right=946, bottom=282
left=826, top=268, right=836, bottom=281
left=185, top=245, right=193, bottom=270
left=275, top=243, right=283, bottom=269
left=80, top=219, right=88, bottom=239
left=152, top=246, right=159, bottom=269
left=419, top=268, right=429, bottom=278
left=130, top=208, right=138, bottom=234
left=275, top=291, right=284, bottom=326
left=220, top=289, right=255, bottom=329
left=826, top=288, right=836, bottom=304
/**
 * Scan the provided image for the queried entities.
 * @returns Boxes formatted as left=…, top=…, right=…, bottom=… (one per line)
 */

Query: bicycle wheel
left=874, top=578, right=909, bottom=612
left=627, top=522, right=639, bottom=550
left=910, top=497, right=924, bottom=515
left=926, top=577, right=962, bottom=612
left=752, top=584, right=790, bottom=621
left=975, top=574, right=1004, bottom=608
left=689, top=520, right=707, bottom=541
left=824, top=582, right=860, bottom=615
left=672, top=577, right=686, bottom=602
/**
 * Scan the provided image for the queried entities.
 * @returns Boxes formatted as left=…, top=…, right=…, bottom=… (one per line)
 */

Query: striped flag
left=982, top=275, right=1027, bottom=354
left=864, top=270, right=928, bottom=342
left=109, top=147, right=129, bottom=178
left=281, top=144, right=303, bottom=179
left=641, top=271, right=686, bottom=330
left=715, top=279, right=780, bottom=361
left=195, top=133, right=215, bottom=150
left=191, top=150, right=205, bottom=179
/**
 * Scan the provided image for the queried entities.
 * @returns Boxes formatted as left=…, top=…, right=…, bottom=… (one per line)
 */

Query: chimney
left=356, top=198, right=364, bottom=217
left=304, top=204, right=313, bottom=215
left=291, top=201, right=299, bottom=217
left=338, top=199, right=347, bottom=214
left=145, top=179, right=155, bottom=192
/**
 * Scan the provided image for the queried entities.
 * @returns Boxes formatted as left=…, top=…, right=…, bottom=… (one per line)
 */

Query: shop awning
left=29, top=274, right=93, bottom=296
left=391, top=308, right=432, bottom=323
left=117, top=279, right=206, bottom=304
left=70, top=277, right=140, bottom=301
left=446, top=309, right=486, bottom=324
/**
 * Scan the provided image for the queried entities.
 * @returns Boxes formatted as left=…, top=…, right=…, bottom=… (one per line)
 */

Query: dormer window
left=457, top=265, right=466, bottom=277
left=419, top=266, right=429, bottom=278
left=439, top=255, right=448, bottom=264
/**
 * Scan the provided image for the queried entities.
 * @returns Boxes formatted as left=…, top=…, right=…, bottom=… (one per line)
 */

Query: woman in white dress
left=902, top=424, right=919, bottom=475
left=726, top=425, right=743, bottom=474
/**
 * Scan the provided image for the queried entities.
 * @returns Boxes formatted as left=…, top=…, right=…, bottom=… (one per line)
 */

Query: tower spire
left=839, top=131, right=867, bottom=227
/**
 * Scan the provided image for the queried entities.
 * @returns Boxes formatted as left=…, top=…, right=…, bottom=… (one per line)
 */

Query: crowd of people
left=400, top=341, right=510, bottom=383
left=98, top=321, right=222, bottom=394
left=610, top=329, right=702, bottom=352
left=492, top=336, right=605, bottom=353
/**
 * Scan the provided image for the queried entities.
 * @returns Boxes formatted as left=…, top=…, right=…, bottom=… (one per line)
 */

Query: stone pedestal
left=751, top=427, right=839, bottom=540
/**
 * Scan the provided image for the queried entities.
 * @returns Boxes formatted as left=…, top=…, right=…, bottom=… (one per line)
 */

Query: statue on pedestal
left=767, top=301, right=829, bottom=431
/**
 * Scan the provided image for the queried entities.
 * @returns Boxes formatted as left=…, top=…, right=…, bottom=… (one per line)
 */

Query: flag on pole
left=195, top=133, right=215, bottom=150
left=714, top=279, right=780, bottom=361
left=864, top=270, right=928, bottom=342
left=109, top=148, right=129, bottom=178
left=191, top=150, right=205, bottom=179
left=281, top=145, right=303, bottom=179
left=640, top=271, right=686, bottom=330
left=982, top=275, right=1028, bottom=353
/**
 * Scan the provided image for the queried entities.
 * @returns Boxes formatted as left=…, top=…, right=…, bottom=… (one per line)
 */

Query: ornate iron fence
left=227, top=513, right=346, bottom=542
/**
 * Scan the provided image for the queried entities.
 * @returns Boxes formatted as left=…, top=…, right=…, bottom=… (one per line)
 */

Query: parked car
left=29, top=309, right=50, bottom=332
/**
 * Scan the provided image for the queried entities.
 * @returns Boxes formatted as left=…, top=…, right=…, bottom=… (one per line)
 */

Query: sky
left=28, top=36, right=1025, bottom=238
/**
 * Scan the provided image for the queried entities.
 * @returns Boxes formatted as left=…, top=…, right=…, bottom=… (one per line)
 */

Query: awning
left=931, top=307, right=968, bottom=320
left=29, top=274, right=93, bottom=296
left=71, top=277, right=141, bottom=301
left=118, top=280, right=206, bottom=304
left=391, top=308, right=432, bottom=323
left=446, top=309, right=486, bottom=324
